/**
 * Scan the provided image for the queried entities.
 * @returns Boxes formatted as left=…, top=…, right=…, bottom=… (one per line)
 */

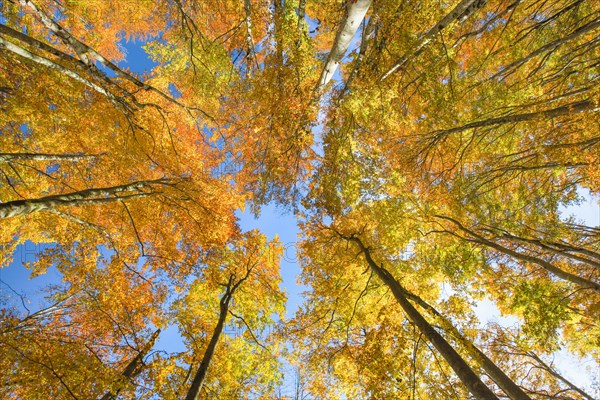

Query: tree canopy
left=0, top=0, right=598, bottom=398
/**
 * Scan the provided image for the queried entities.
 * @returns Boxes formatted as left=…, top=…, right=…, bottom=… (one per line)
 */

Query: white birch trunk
left=316, top=0, right=372, bottom=92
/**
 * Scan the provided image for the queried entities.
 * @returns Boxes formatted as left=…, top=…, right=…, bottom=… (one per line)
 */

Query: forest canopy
left=0, top=0, right=599, bottom=399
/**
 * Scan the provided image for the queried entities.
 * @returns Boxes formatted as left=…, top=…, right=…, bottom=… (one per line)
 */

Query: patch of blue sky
left=236, top=203, right=306, bottom=320
left=45, top=163, right=59, bottom=174
left=0, top=241, right=64, bottom=313
left=19, top=123, right=32, bottom=139
left=168, top=82, right=182, bottom=99
left=559, top=187, right=599, bottom=226
left=93, top=36, right=159, bottom=78
left=118, top=37, right=159, bottom=75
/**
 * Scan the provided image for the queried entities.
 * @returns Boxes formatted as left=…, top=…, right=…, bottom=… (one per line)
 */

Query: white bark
left=381, top=0, right=486, bottom=80
left=19, top=0, right=210, bottom=117
left=0, top=179, right=170, bottom=219
left=0, top=153, right=98, bottom=162
left=0, top=35, right=111, bottom=98
left=316, top=0, right=372, bottom=92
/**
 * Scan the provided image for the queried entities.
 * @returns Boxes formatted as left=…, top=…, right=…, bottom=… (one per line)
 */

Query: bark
left=436, top=215, right=600, bottom=293
left=403, top=290, right=531, bottom=400
left=316, top=0, right=372, bottom=91
left=495, top=17, right=600, bottom=79
left=495, top=232, right=600, bottom=269
left=429, top=99, right=595, bottom=138
left=0, top=34, right=111, bottom=98
left=243, top=0, right=258, bottom=70
left=342, top=11, right=378, bottom=93
left=341, top=233, right=500, bottom=400
left=381, top=0, right=487, bottom=81
left=184, top=266, right=254, bottom=400
left=297, top=0, right=307, bottom=33
left=20, top=0, right=141, bottom=83
left=0, top=178, right=171, bottom=219
left=184, top=292, right=231, bottom=400
left=0, top=23, right=133, bottom=109
left=1, top=295, right=73, bottom=334
left=18, top=0, right=211, bottom=117
left=99, top=329, right=161, bottom=400
left=0, top=152, right=98, bottom=162
left=184, top=276, right=237, bottom=400
left=525, top=351, right=595, bottom=400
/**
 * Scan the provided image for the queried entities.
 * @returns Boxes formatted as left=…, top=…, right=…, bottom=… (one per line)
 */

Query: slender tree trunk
left=184, top=266, right=255, bottom=400
left=0, top=178, right=170, bottom=219
left=0, top=34, right=111, bottom=99
left=0, top=153, right=98, bottom=162
left=297, top=0, right=307, bottom=32
left=342, top=11, right=378, bottom=93
left=342, top=234, right=500, bottom=400
left=381, top=0, right=487, bottom=80
left=243, top=0, right=258, bottom=70
left=495, top=17, right=600, bottom=79
left=430, top=99, right=595, bottom=137
left=436, top=215, right=600, bottom=293
left=316, top=0, right=372, bottom=91
left=496, top=232, right=600, bottom=269
left=99, top=329, right=161, bottom=400
left=403, top=289, right=531, bottom=400
left=185, top=284, right=234, bottom=400
left=19, top=0, right=208, bottom=116
left=20, top=0, right=141, bottom=83
left=525, top=351, right=595, bottom=400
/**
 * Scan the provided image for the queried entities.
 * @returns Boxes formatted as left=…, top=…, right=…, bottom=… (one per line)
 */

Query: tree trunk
left=99, top=329, right=161, bottom=400
left=0, top=34, right=111, bottom=99
left=0, top=178, right=171, bottom=219
left=381, top=0, right=487, bottom=80
left=344, top=234, right=500, bottom=400
left=14, top=2, right=207, bottom=115
left=430, top=99, right=595, bottom=138
left=316, top=0, right=372, bottom=91
left=243, top=0, right=258, bottom=70
left=0, top=153, right=98, bottom=163
left=525, top=351, right=595, bottom=400
left=436, top=215, right=600, bottom=293
left=496, top=232, right=600, bottom=269
left=495, top=17, right=600, bottom=79
left=403, top=289, right=531, bottom=400
left=184, top=284, right=234, bottom=400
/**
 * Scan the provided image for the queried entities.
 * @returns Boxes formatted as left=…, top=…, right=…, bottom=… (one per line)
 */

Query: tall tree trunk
left=495, top=17, right=600, bottom=79
left=525, top=351, right=595, bottom=400
left=341, top=234, right=500, bottom=400
left=0, top=33, right=112, bottom=99
left=316, top=0, right=372, bottom=91
left=0, top=178, right=171, bottom=219
left=402, top=289, right=531, bottom=400
left=15, top=1, right=209, bottom=116
left=495, top=232, right=600, bottom=269
left=184, top=266, right=255, bottom=400
left=297, top=0, right=307, bottom=33
left=436, top=215, right=600, bottom=293
left=99, top=329, right=161, bottom=400
left=243, top=0, right=258, bottom=71
left=381, top=0, right=487, bottom=80
left=429, top=99, right=595, bottom=138
left=184, top=280, right=234, bottom=400
left=0, top=153, right=99, bottom=162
